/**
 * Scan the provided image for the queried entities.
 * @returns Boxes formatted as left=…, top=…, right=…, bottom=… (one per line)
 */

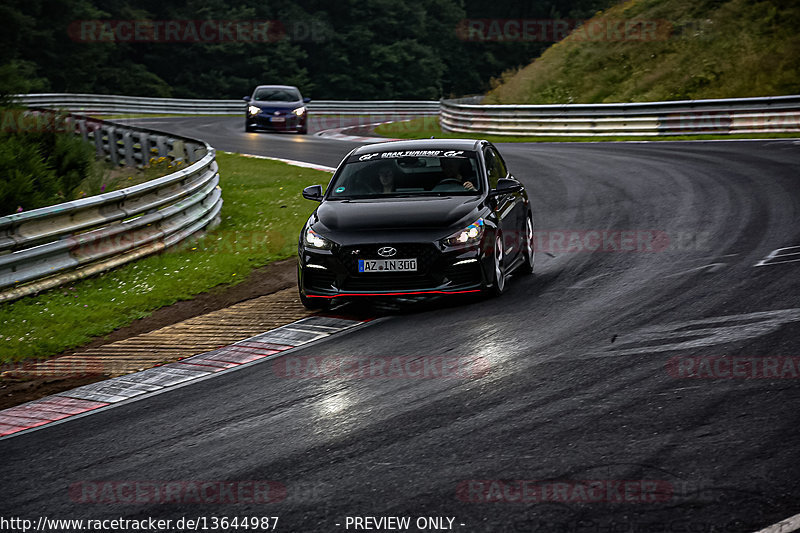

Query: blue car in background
left=243, top=85, right=310, bottom=134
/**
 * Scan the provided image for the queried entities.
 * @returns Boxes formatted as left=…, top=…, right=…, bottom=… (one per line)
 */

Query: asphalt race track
left=2, top=116, right=800, bottom=532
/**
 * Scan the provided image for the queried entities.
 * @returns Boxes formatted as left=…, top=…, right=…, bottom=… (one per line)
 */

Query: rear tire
left=519, top=212, right=535, bottom=275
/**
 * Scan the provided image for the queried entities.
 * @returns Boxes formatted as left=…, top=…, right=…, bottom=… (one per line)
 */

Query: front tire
left=490, top=233, right=507, bottom=296
left=245, top=122, right=255, bottom=132
left=299, top=290, right=331, bottom=310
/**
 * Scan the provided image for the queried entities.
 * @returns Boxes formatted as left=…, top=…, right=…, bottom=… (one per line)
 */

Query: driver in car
left=440, top=158, right=476, bottom=191
left=376, top=163, right=396, bottom=193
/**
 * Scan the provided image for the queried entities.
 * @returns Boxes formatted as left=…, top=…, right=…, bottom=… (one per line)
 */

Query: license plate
left=270, top=116, right=285, bottom=122
left=358, top=258, right=417, bottom=273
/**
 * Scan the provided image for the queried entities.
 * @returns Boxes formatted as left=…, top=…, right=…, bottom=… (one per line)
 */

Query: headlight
left=442, top=218, right=484, bottom=247
left=304, top=226, right=333, bottom=250
left=248, top=105, right=261, bottom=116
left=293, top=106, right=306, bottom=116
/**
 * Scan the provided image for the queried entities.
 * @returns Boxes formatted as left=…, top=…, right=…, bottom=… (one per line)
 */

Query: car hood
left=315, top=196, right=483, bottom=232
left=252, top=101, right=302, bottom=110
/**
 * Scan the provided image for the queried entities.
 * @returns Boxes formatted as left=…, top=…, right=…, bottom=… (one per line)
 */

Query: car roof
left=253, top=85, right=301, bottom=91
left=351, top=138, right=485, bottom=155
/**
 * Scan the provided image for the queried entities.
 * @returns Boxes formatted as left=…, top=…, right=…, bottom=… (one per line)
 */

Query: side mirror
left=489, top=178, right=523, bottom=196
left=303, top=97, right=311, bottom=103
left=243, top=96, right=251, bottom=102
left=302, top=185, right=323, bottom=201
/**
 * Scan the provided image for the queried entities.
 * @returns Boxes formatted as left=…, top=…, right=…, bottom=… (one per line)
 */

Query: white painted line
left=753, top=512, right=800, bottom=533
left=760, top=257, right=800, bottom=266
left=314, top=119, right=407, bottom=142
left=222, top=151, right=335, bottom=173
left=529, top=137, right=800, bottom=145
left=773, top=248, right=800, bottom=257
left=755, top=246, right=800, bottom=267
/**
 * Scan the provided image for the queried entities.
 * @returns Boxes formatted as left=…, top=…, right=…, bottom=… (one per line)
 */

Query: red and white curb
left=0, top=315, right=371, bottom=439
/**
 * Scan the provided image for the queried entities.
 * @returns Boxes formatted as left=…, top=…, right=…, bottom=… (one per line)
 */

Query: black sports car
left=297, top=139, right=534, bottom=309
left=243, top=85, right=309, bottom=134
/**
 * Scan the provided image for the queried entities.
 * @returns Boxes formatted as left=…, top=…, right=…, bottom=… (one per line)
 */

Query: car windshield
left=253, top=88, right=301, bottom=102
left=328, top=151, right=481, bottom=199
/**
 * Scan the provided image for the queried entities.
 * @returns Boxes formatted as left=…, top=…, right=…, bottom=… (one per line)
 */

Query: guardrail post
left=78, top=119, right=88, bottom=143
left=122, top=130, right=135, bottom=167
left=186, top=143, right=203, bottom=164
left=93, top=126, right=104, bottom=158
left=169, top=139, right=186, bottom=162
left=155, top=135, right=169, bottom=158
left=140, top=133, right=154, bottom=165
left=107, top=127, right=119, bottom=165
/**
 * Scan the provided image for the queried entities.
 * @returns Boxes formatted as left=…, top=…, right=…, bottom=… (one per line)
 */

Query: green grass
left=485, top=0, right=800, bottom=104
left=92, top=113, right=240, bottom=119
left=95, top=114, right=374, bottom=120
left=0, top=153, right=330, bottom=364
left=374, top=116, right=800, bottom=143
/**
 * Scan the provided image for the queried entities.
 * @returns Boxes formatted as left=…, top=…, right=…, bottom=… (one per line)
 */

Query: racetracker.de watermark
left=457, top=18, right=673, bottom=42
left=1, top=359, right=108, bottom=378
left=456, top=480, right=673, bottom=503
left=666, top=356, right=800, bottom=379
left=532, top=230, right=671, bottom=253
left=272, top=355, right=490, bottom=379
left=69, top=481, right=286, bottom=504
left=68, top=19, right=329, bottom=43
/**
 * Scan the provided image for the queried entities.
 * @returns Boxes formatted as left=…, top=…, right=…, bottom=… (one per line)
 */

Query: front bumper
left=246, top=112, right=306, bottom=131
left=299, top=241, right=489, bottom=299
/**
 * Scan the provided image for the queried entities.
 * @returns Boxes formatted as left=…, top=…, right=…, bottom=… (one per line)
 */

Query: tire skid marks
left=0, top=315, right=367, bottom=439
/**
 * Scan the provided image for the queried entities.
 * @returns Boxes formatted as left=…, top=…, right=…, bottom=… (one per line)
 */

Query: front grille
left=336, top=243, right=440, bottom=275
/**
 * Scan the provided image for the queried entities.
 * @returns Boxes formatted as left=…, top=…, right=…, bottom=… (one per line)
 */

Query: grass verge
left=485, top=0, right=800, bottom=104
left=92, top=114, right=240, bottom=119
left=374, top=116, right=800, bottom=143
left=0, top=152, right=330, bottom=364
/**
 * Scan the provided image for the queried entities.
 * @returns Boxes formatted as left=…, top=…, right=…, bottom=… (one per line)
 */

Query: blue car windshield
left=328, top=152, right=481, bottom=199
left=253, top=88, right=301, bottom=102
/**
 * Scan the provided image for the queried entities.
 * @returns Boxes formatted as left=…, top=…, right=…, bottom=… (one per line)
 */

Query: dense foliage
left=0, top=0, right=613, bottom=100
left=0, top=124, right=96, bottom=216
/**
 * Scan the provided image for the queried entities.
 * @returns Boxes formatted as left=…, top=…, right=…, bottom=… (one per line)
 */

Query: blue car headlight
left=248, top=105, right=261, bottom=116
left=442, top=218, right=484, bottom=247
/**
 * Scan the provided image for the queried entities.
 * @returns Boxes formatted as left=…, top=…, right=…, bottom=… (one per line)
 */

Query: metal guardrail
left=440, top=95, right=800, bottom=136
left=15, top=93, right=440, bottom=116
left=0, top=109, right=223, bottom=303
